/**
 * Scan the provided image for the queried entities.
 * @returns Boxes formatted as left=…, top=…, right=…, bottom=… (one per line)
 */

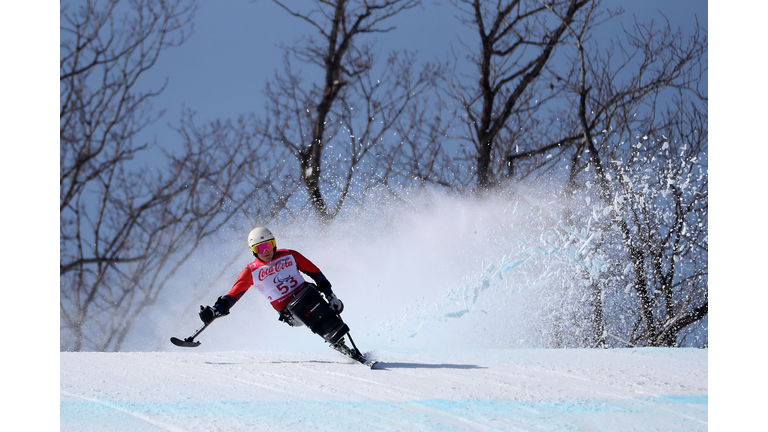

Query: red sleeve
left=289, top=249, right=322, bottom=274
left=224, top=267, right=254, bottom=306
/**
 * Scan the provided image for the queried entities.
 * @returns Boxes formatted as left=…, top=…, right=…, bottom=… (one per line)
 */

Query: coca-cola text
left=257, top=257, right=295, bottom=281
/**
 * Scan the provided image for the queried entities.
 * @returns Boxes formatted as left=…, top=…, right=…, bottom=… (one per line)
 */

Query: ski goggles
left=251, top=239, right=276, bottom=255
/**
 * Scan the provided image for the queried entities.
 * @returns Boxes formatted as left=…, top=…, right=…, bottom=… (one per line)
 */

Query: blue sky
left=136, top=0, right=708, bottom=151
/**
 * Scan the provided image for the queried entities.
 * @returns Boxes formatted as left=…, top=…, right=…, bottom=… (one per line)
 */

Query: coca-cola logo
left=257, top=257, right=294, bottom=281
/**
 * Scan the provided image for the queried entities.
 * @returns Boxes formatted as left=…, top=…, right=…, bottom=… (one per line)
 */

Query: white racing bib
left=251, top=254, right=306, bottom=304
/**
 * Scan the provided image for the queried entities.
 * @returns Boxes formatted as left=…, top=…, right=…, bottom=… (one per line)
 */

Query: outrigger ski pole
left=170, top=321, right=211, bottom=347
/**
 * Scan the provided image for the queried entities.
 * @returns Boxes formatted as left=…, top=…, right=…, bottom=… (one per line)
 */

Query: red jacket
left=223, top=249, right=330, bottom=311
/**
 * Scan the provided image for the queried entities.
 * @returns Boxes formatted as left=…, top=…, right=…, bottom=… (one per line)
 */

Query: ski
left=170, top=321, right=211, bottom=347
left=330, top=335, right=378, bottom=369
left=358, top=355, right=379, bottom=369
left=330, top=343, right=377, bottom=368
left=170, top=336, right=201, bottom=347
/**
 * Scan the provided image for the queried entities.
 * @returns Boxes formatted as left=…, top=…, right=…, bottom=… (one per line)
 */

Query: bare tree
left=547, top=98, right=709, bottom=349
left=60, top=0, right=198, bottom=350
left=554, top=7, right=708, bottom=347
left=426, top=1, right=707, bottom=348
left=381, top=90, right=458, bottom=191
left=60, top=124, right=287, bottom=351
left=60, top=1, right=298, bottom=351
left=439, top=0, right=590, bottom=191
left=60, top=0, right=196, bottom=214
left=264, top=0, right=436, bottom=222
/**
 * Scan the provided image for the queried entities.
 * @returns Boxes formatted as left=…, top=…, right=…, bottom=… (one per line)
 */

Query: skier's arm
left=290, top=250, right=343, bottom=312
left=220, top=267, right=254, bottom=310
left=290, top=250, right=332, bottom=295
left=200, top=267, right=253, bottom=323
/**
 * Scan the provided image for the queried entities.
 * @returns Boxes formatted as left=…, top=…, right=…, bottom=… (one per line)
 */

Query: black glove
left=199, top=305, right=219, bottom=324
left=214, top=296, right=231, bottom=315
left=199, top=297, right=230, bottom=324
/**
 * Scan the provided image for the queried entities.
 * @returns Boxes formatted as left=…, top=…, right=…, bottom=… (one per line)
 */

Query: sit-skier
left=198, top=227, right=370, bottom=364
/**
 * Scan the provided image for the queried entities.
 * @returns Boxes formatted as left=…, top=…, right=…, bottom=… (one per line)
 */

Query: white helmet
left=247, top=227, right=276, bottom=252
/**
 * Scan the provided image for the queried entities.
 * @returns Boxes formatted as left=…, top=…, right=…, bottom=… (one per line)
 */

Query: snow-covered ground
left=61, top=347, right=706, bottom=431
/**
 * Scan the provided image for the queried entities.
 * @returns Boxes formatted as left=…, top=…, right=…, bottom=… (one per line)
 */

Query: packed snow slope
left=61, top=347, right=707, bottom=431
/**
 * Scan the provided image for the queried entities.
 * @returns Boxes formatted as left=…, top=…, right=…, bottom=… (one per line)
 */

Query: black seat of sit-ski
left=286, top=283, right=349, bottom=345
